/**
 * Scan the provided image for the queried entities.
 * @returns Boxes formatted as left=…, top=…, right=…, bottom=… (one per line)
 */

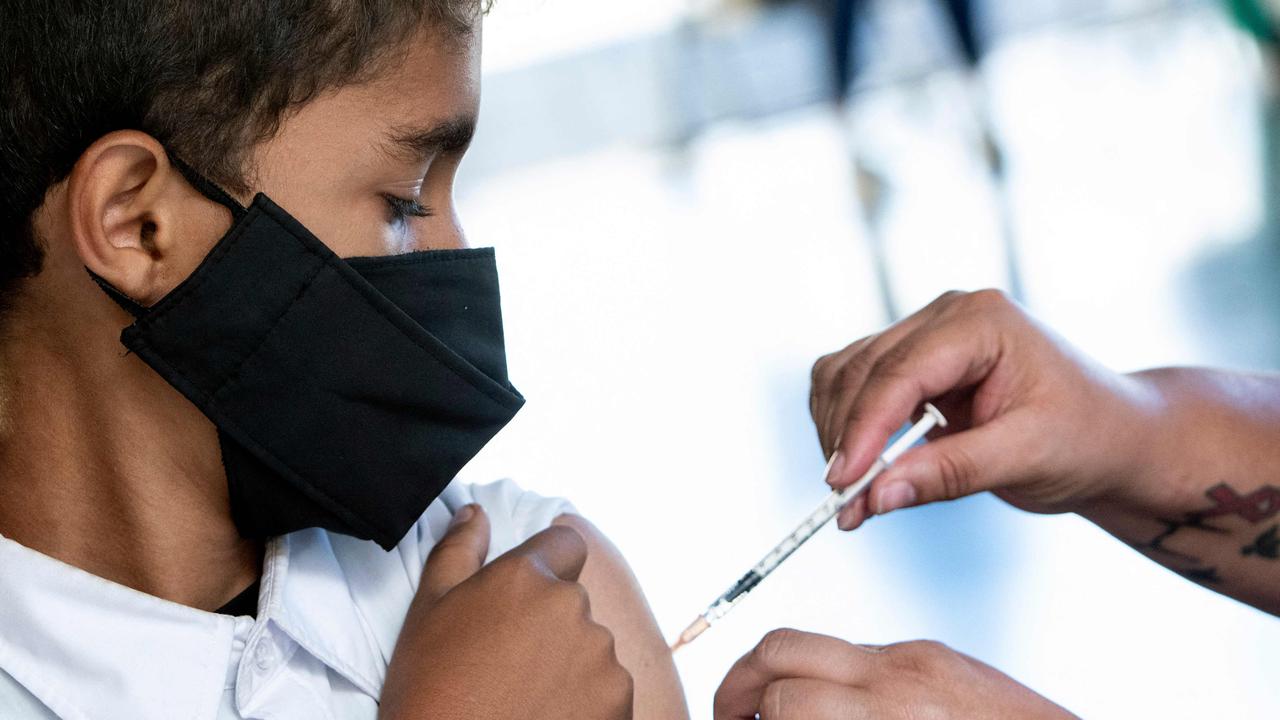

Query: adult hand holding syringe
left=807, top=289, right=1280, bottom=614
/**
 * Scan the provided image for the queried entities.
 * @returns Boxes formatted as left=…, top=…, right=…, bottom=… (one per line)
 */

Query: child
left=0, top=2, right=686, bottom=718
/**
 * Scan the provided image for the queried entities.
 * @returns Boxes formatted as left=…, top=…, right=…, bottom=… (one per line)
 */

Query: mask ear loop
left=167, top=154, right=249, bottom=221
left=87, top=154, right=249, bottom=318
left=87, top=271, right=148, bottom=318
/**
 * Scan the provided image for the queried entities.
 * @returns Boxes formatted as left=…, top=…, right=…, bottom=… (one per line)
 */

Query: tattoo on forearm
left=1242, top=525, right=1279, bottom=559
left=1134, top=483, right=1280, bottom=583
left=1179, top=566, right=1224, bottom=584
left=1139, top=516, right=1227, bottom=584
left=1145, top=516, right=1228, bottom=562
left=1200, top=484, right=1280, bottom=523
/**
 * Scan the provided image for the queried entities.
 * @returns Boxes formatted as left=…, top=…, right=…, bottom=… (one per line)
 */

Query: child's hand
left=380, top=505, right=634, bottom=719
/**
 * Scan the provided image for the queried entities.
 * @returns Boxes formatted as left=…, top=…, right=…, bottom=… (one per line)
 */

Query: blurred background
left=453, top=0, right=1280, bottom=716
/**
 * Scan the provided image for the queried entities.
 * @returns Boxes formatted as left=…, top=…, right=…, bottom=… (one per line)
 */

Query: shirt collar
left=0, top=530, right=385, bottom=720
left=265, top=529, right=386, bottom=697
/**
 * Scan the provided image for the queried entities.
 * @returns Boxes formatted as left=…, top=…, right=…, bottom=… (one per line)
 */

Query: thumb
left=868, top=419, right=1026, bottom=514
left=502, top=524, right=589, bottom=583
left=418, top=504, right=491, bottom=608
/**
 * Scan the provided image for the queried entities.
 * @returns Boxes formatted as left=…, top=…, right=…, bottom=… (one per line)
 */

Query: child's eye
left=382, top=193, right=434, bottom=222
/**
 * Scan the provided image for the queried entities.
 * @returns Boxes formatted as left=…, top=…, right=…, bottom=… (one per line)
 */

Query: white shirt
left=0, top=480, right=572, bottom=720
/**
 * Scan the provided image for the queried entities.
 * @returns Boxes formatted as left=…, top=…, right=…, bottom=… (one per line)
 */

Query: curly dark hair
left=0, top=0, right=488, bottom=311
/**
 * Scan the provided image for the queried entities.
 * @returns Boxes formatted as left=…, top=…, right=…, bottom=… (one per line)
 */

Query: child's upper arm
left=552, top=513, right=690, bottom=720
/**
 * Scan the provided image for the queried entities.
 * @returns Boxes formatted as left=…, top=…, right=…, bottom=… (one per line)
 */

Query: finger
left=815, top=297, right=955, bottom=461
left=817, top=339, right=876, bottom=459
left=829, top=313, right=1002, bottom=491
left=835, top=492, right=868, bottom=531
left=868, top=415, right=1032, bottom=513
left=713, top=629, right=881, bottom=720
left=811, top=339, right=871, bottom=458
left=505, top=524, right=589, bottom=583
left=758, top=678, right=876, bottom=720
left=418, top=504, right=491, bottom=608
left=813, top=327, right=921, bottom=458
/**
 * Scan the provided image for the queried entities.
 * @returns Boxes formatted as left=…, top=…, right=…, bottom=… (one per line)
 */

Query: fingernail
left=837, top=505, right=855, bottom=531
left=877, top=482, right=917, bottom=514
left=449, top=504, right=477, bottom=528
left=824, top=451, right=846, bottom=487
left=837, top=495, right=864, bottom=531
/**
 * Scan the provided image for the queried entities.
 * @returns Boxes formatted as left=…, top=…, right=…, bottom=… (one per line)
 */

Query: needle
left=670, top=404, right=947, bottom=652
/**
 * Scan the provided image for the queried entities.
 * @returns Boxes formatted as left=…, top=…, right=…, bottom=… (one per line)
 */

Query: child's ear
left=66, top=131, right=231, bottom=307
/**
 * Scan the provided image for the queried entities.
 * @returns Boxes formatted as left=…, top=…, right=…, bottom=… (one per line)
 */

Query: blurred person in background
left=715, top=289, right=1280, bottom=718
left=818, top=0, right=1019, bottom=317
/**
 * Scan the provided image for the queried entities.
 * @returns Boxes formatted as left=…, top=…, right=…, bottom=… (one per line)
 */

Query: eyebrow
left=383, top=115, right=477, bottom=162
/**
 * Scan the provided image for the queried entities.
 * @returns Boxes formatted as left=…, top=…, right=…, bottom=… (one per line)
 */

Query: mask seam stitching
left=344, top=252, right=494, bottom=270
left=206, top=259, right=327, bottom=404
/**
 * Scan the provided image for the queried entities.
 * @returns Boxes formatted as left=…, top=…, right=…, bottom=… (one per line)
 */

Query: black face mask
left=91, top=160, right=523, bottom=550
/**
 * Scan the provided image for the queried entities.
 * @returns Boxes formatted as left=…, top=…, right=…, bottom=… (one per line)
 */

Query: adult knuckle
left=812, top=353, right=835, bottom=383
left=914, top=639, right=952, bottom=656
left=868, top=346, right=913, bottom=384
left=843, top=349, right=878, bottom=383
left=927, top=290, right=967, bottom=310
left=825, top=361, right=856, bottom=397
left=936, top=445, right=979, bottom=500
left=712, top=684, right=732, bottom=715
left=896, top=640, right=954, bottom=674
left=968, top=287, right=1012, bottom=312
left=814, top=338, right=871, bottom=384
left=753, top=628, right=802, bottom=667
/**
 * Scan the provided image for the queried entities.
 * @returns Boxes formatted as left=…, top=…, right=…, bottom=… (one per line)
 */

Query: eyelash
left=382, top=193, right=434, bottom=222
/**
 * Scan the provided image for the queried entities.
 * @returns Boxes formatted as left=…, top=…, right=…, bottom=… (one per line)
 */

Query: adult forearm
left=1085, top=367, right=1280, bottom=614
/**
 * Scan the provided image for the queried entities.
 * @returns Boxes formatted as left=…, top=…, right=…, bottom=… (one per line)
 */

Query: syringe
left=670, top=403, right=947, bottom=651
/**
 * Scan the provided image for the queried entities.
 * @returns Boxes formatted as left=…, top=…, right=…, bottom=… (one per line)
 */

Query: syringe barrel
left=701, top=404, right=948, bottom=627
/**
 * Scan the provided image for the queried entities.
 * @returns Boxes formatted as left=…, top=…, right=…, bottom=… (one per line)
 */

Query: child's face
left=245, top=25, right=482, bottom=260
